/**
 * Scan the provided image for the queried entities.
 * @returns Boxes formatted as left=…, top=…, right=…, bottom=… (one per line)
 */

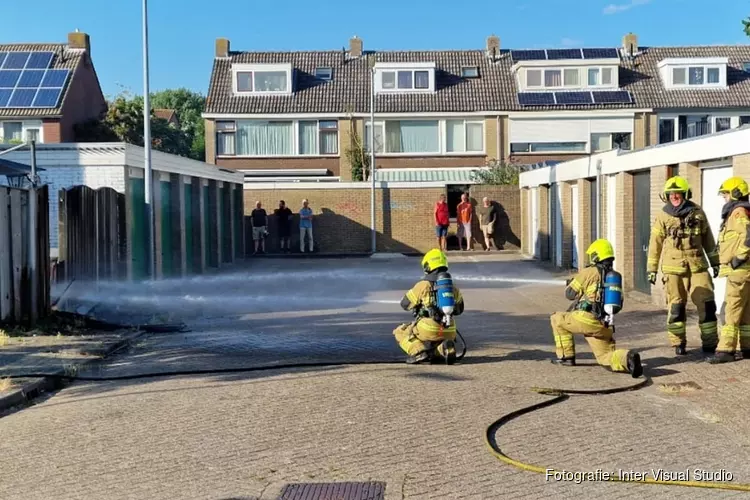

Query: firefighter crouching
left=708, top=177, right=750, bottom=364
left=550, top=239, right=643, bottom=378
left=393, top=249, right=464, bottom=364
left=647, top=176, right=720, bottom=355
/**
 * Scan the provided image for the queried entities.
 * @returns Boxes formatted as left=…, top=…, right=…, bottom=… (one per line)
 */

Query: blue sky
left=2, top=0, right=748, bottom=99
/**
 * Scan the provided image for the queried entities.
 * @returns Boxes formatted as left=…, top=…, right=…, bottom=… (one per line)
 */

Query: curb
left=0, top=329, right=146, bottom=414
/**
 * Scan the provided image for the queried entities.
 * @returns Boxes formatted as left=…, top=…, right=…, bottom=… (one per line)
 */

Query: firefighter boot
left=433, top=340, right=457, bottom=365
left=675, top=341, right=687, bottom=356
left=627, top=351, right=643, bottom=378
left=406, top=351, right=431, bottom=364
left=707, top=352, right=736, bottom=364
left=743, top=350, right=750, bottom=360
left=551, top=357, right=576, bottom=367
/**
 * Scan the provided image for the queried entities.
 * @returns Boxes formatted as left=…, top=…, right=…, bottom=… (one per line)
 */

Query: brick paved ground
left=2, top=255, right=750, bottom=499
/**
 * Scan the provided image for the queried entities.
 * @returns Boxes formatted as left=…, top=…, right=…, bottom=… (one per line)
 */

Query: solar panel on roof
left=2, top=52, right=30, bottom=69
left=546, top=49, right=583, bottom=60
left=17, top=70, right=45, bottom=88
left=582, top=48, right=619, bottom=59
left=0, top=53, right=6, bottom=69
left=518, top=92, right=555, bottom=106
left=33, top=88, right=62, bottom=108
left=25, top=52, right=54, bottom=69
left=0, top=89, right=11, bottom=107
left=511, top=50, right=546, bottom=61
left=8, top=88, right=37, bottom=107
left=0, top=70, right=21, bottom=88
left=592, top=90, right=632, bottom=104
left=555, top=91, right=593, bottom=105
left=41, top=69, right=69, bottom=88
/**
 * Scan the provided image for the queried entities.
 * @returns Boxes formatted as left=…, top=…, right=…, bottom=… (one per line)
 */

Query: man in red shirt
left=434, top=194, right=450, bottom=251
left=456, top=193, right=473, bottom=251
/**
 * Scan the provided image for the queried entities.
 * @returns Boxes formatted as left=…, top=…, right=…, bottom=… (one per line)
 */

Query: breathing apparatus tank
left=434, top=271, right=455, bottom=326
left=603, top=269, right=623, bottom=323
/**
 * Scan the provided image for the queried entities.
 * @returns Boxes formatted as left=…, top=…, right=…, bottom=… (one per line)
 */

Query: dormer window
left=315, top=67, right=333, bottom=80
left=374, top=62, right=436, bottom=93
left=523, top=65, right=618, bottom=91
left=658, top=58, right=727, bottom=88
left=232, top=63, right=293, bottom=95
left=461, top=66, right=479, bottom=78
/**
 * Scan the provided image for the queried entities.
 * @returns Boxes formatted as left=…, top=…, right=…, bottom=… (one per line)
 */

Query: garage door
left=633, top=171, right=651, bottom=294
left=531, top=187, right=540, bottom=257
left=702, top=165, right=733, bottom=313
left=555, top=184, right=563, bottom=267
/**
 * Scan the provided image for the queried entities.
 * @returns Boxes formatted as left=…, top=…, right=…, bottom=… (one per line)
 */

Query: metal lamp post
left=369, top=59, right=376, bottom=254
left=142, top=0, right=155, bottom=279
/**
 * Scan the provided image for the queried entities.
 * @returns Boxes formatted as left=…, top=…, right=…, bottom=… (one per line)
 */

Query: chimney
left=67, top=30, right=90, bottom=53
left=622, top=32, right=638, bottom=56
left=349, top=36, right=363, bottom=58
left=215, top=38, right=230, bottom=58
left=486, top=34, right=500, bottom=59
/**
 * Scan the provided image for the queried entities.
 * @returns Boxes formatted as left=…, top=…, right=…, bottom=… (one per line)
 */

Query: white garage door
left=555, top=184, right=563, bottom=267
left=702, top=166, right=733, bottom=313
left=531, top=187, right=540, bottom=258
left=571, top=184, right=579, bottom=268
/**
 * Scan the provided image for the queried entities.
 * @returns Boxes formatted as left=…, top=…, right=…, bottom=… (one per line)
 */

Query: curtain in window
left=385, top=120, right=439, bottom=153
left=545, top=70, right=561, bottom=87
left=299, top=121, right=318, bottom=154
left=254, top=71, right=287, bottom=91
left=365, top=124, right=384, bottom=152
left=466, top=122, right=483, bottom=151
left=320, top=130, right=338, bottom=154
left=217, top=133, right=235, bottom=155
left=236, top=121, right=292, bottom=155
left=446, top=120, right=464, bottom=152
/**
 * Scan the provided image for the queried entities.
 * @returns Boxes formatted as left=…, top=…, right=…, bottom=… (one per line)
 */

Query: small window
left=414, top=70, right=430, bottom=89
left=236, top=72, right=253, bottom=92
left=588, top=68, right=599, bottom=86
left=563, top=68, right=579, bottom=86
left=612, top=132, right=631, bottom=150
left=461, top=66, right=479, bottom=78
left=315, top=67, right=333, bottom=80
left=707, top=67, right=720, bottom=84
left=527, top=69, right=542, bottom=87
left=688, top=67, right=704, bottom=85
left=382, top=71, right=396, bottom=89
left=741, top=116, right=750, bottom=126
left=397, top=71, right=413, bottom=89
left=715, top=117, right=731, bottom=132
left=602, top=67, right=613, bottom=85
left=544, top=69, right=562, bottom=87
left=672, top=68, right=686, bottom=85
left=744, top=62, right=750, bottom=73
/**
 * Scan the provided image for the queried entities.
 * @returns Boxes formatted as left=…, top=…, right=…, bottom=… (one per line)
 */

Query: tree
left=744, top=17, right=750, bottom=38
left=74, top=88, right=206, bottom=161
left=344, top=124, right=371, bottom=182
left=470, top=160, right=529, bottom=185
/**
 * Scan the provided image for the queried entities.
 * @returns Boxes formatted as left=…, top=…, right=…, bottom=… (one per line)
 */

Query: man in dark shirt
left=251, top=201, right=268, bottom=254
left=274, top=200, right=293, bottom=253
left=476, top=197, right=497, bottom=251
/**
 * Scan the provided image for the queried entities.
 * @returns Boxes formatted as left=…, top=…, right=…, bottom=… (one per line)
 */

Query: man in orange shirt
left=457, top=193, right=473, bottom=251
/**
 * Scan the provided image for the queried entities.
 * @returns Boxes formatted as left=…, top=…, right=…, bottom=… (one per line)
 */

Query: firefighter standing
left=708, top=177, right=750, bottom=364
left=647, top=176, right=720, bottom=355
left=550, top=239, right=643, bottom=378
left=393, top=249, right=464, bottom=364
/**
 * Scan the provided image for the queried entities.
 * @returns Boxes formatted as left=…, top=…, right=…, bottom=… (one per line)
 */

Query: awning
left=374, top=167, right=488, bottom=183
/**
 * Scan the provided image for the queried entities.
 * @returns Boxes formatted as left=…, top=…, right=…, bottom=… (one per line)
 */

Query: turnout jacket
left=717, top=201, right=750, bottom=277
left=400, top=271, right=465, bottom=335
left=647, top=201, right=719, bottom=276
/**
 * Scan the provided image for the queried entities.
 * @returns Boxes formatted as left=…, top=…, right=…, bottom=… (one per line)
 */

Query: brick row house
left=202, top=33, right=750, bottom=185
left=0, top=31, right=107, bottom=145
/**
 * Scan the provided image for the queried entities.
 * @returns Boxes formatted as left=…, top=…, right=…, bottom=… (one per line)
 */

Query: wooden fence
left=0, top=185, right=50, bottom=324
left=57, top=185, right=127, bottom=283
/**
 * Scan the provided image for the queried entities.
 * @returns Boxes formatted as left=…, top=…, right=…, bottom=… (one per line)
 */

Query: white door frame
left=571, top=184, right=579, bottom=269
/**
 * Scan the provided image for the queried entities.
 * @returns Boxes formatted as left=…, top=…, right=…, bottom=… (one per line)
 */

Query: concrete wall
left=244, top=184, right=520, bottom=254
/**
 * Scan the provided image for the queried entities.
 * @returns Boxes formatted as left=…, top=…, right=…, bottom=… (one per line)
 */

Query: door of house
left=633, top=170, right=652, bottom=294
left=702, top=165, right=733, bottom=313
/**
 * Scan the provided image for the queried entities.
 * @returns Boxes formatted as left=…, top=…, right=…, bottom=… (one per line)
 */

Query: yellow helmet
left=586, top=239, right=615, bottom=265
left=718, top=176, right=749, bottom=201
left=422, top=248, right=448, bottom=273
left=663, top=176, right=691, bottom=199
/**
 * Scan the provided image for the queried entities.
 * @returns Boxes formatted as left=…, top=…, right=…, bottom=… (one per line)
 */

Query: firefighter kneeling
left=393, top=249, right=464, bottom=364
left=549, top=239, right=643, bottom=378
left=709, top=177, right=750, bottom=364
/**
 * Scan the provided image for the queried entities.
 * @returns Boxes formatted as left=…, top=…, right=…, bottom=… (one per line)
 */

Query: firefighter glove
left=730, top=257, right=747, bottom=270
left=647, top=272, right=657, bottom=285
left=712, top=266, right=720, bottom=278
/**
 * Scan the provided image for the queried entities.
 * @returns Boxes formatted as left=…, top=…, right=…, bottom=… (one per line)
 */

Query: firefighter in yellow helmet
left=708, top=177, right=750, bottom=364
left=647, top=176, right=720, bottom=356
left=550, top=239, right=643, bottom=377
left=392, top=248, right=465, bottom=364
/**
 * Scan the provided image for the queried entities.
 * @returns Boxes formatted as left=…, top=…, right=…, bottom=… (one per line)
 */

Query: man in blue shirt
left=299, top=199, right=314, bottom=253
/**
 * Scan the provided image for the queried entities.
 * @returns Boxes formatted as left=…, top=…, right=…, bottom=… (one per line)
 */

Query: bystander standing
left=274, top=200, right=293, bottom=253
left=457, top=193, right=473, bottom=251
left=299, top=199, right=314, bottom=253
left=477, top=197, right=497, bottom=251
left=434, top=194, right=450, bottom=251
left=251, top=201, right=268, bottom=255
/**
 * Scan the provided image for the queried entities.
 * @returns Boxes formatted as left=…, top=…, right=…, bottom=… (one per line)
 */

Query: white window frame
left=525, top=66, right=617, bottom=90
left=374, top=63, right=436, bottom=93
left=314, top=67, right=333, bottom=81
left=231, top=63, right=293, bottom=95
left=510, top=141, right=587, bottom=154
left=669, top=65, right=725, bottom=88
left=0, top=120, right=43, bottom=144
left=214, top=119, right=340, bottom=158
left=380, top=69, right=431, bottom=92
left=364, top=118, right=485, bottom=156
left=461, top=66, right=479, bottom=78
left=526, top=69, right=543, bottom=88
left=542, top=68, right=564, bottom=89
left=587, top=66, right=615, bottom=87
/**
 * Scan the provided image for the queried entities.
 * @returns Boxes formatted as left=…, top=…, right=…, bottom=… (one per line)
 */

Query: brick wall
left=244, top=184, right=520, bottom=255
left=619, top=173, right=635, bottom=291
left=204, top=119, right=216, bottom=164
left=469, top=185, right=521, bottom=249
left=634, top=113, right=647, bottom=150
left=40, top=165, right=126, bottom=251
left=578, top=179, right=591, bottom=268
left=680, top=161, right=701, bottom=204
left=733, top=153, right=750, bottom=179
left=42, top=119, right=62, bottom=143
left=485, top=117, right=499, bottom=160
left=560, top=182, right=573, bottom=268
